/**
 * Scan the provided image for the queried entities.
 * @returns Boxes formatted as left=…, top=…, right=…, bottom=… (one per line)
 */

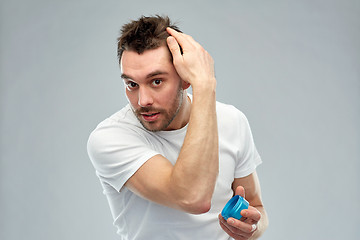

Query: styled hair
left=117, top=15, right=181, bottom=64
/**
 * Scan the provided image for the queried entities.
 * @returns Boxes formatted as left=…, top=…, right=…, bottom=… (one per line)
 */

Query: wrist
left=191, top=78, right=217, bottom=96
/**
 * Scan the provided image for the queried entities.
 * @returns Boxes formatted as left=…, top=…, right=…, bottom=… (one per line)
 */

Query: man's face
left=120, top=45, right=187, bottom=132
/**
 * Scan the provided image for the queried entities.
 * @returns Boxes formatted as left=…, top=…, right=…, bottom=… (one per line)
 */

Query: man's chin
left=140, top=121, right=167, bottom=132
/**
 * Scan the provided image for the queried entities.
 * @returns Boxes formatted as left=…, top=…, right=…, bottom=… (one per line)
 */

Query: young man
left=87, top=15, right=268, bottom=239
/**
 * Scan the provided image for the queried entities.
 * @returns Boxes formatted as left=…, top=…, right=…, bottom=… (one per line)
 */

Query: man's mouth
left=140, top=112, right=160, bottom=122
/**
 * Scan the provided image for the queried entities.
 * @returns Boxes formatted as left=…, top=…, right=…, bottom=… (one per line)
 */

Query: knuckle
left=169, top=46, right=179, bottom=52
left=247, top=224, right=254, bottom=233
left=184, top=34, right=193, bottom=40
left=255, top=211, right=262, bottom=221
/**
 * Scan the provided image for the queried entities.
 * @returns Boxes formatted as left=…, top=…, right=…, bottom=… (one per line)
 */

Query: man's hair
left=117, top=15, right=181, bottom=64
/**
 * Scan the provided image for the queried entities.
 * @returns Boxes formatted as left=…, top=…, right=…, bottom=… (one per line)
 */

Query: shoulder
left=98, top=104, right=140, bottom=128
left=216, top=100, right=248, bottom=125
left=215, top=100, right=254, bottom=143
left=87, top=105, right=148, bottom=153
left=90, top=104, right=143, bottom=135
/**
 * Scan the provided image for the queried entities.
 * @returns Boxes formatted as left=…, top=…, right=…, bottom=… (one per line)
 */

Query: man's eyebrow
left=121, top=73, right=132, bottom=80
left=121, top=71, right=168, bottom=81
left=146, top=71, right=168, bottom=79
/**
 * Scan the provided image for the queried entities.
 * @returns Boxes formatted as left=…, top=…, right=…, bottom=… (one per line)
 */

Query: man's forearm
left=170, top=85, right=219, bottom=214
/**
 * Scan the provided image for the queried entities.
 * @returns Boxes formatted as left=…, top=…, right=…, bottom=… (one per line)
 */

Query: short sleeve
left=234, top=110, right=262, bottom=178
left=87, top=121, right=160, bottom=192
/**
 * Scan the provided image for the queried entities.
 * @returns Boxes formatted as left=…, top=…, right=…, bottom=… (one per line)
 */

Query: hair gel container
left=221, top=195, right=249, bottom=220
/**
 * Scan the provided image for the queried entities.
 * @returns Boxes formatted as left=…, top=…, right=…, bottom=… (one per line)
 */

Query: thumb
left=235, top=186, right=245, bottom=199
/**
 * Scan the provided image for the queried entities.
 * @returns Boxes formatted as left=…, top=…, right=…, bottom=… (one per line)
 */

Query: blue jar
left=221, top=195, right=249, bottom=220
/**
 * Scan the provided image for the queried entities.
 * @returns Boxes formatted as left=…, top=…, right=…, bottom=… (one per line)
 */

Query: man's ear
left=182, top=81, right=191, bottom=90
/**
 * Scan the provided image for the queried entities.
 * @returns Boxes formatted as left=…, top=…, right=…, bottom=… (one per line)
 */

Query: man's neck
left=165, top=91, right=192, bottom=131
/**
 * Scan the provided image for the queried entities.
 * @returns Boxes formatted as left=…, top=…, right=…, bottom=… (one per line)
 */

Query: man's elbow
left=178, top=197, right=212, bottom=214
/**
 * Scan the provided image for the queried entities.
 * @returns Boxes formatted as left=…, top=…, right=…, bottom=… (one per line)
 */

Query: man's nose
left=138, top=87, right=154, bottom=107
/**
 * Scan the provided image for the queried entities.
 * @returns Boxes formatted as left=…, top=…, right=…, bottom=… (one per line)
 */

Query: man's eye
left=126, top=82, right=138, bottom=90
left=152, top=79, right=162, bottom=86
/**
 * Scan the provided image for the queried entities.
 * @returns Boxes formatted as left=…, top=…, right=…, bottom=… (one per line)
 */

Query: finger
left=226, top=217, right=256, bottom=234
left=251, top=224, right=257, bottom=233
left=219, top=222, right=248, bottom=240
left=166, top=27, right=186, bottom=41
left=218, top=215, right=249, bottom=240
left=241, top=207, right=262, bottom=222
left=235, top=185, right=245, bottom=198
left=166, top=36, right=182, bottom=63
left=166, top=27, right=197, bottom=50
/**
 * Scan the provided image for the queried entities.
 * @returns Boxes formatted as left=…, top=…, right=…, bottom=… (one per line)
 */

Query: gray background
left=1, top=0, right=359, bottom=239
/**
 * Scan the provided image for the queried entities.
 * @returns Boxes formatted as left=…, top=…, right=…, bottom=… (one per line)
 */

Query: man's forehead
left=120, top=46, right=173, bottom=79
left=121, top=46, right=171, bottom=64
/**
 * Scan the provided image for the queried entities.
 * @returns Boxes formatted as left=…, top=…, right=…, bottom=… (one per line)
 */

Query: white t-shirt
left=87, top=99, right=262, bottom=240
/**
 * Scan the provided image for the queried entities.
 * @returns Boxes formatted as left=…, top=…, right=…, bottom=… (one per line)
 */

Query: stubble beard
left=133, top=87, right=184, bottom=132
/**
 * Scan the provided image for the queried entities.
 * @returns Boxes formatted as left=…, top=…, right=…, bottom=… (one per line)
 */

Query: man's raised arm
left=124, top=28, right=219, bottom=214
